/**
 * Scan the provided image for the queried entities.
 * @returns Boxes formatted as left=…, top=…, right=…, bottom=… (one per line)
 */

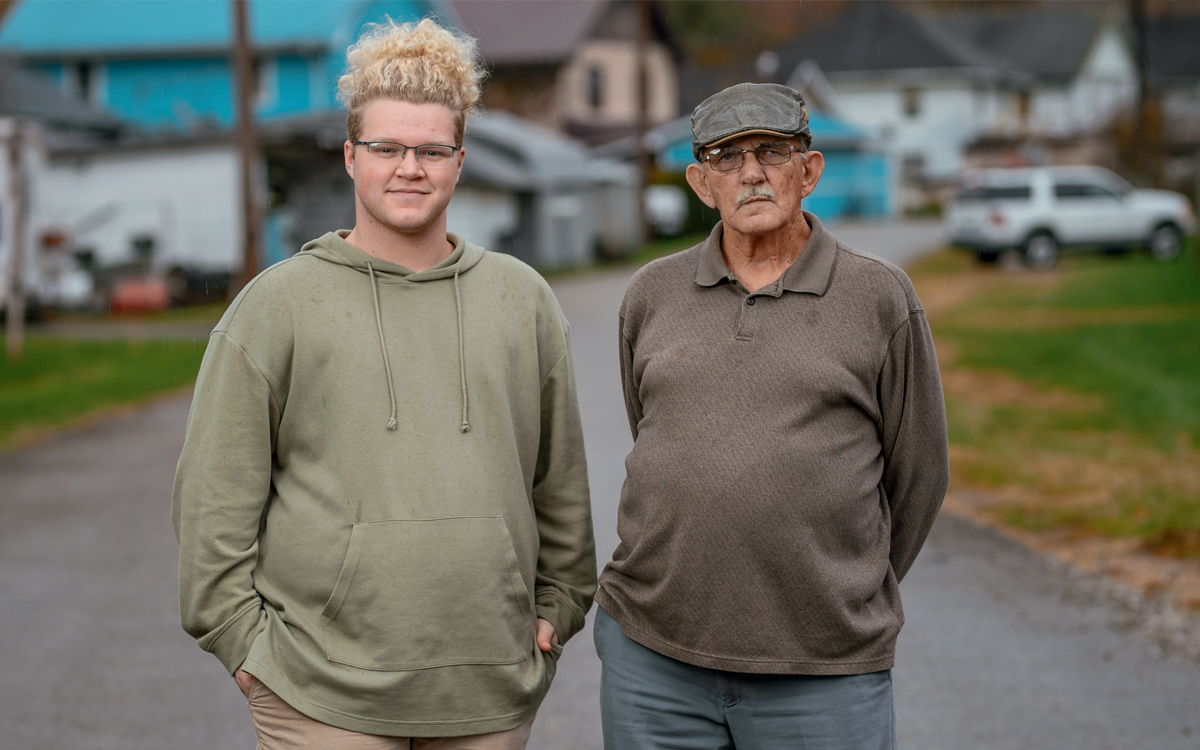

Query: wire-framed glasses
left=701, top=142, right=803, bottom=172
left=352, top=141, right=461, bottom=168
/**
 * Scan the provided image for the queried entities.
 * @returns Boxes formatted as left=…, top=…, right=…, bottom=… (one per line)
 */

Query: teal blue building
left=0, top=0, right=441, bottom=131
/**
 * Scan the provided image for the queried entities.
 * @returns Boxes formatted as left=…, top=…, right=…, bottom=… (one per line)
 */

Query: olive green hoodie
left=172, top=231, right=596, bottom=737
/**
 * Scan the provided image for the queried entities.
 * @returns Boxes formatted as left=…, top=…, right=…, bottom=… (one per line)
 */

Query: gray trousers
left=594, top=607, right=897, bottom=750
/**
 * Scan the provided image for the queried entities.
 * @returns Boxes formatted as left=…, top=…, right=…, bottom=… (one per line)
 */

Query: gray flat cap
left=691, top=82, right=810, bottom=160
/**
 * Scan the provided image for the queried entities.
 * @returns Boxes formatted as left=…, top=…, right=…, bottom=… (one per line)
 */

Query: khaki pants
left=246, top=676, right=536, bottom=750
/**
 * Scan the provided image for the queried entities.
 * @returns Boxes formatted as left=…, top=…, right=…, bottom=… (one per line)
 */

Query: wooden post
left=232, top=0, right=262, bottom=291
left=5, top=119, right=26, bottom=362
left=634, top=0, right=651, bottom=247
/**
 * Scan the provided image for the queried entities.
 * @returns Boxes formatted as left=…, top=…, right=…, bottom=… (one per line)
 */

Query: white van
left=944, top=166, right=1195, bottom=268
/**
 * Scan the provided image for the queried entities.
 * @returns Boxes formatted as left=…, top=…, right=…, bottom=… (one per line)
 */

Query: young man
left=595, top=83, right=949, bottom=749
left=173, top=19, right=596, bottom=750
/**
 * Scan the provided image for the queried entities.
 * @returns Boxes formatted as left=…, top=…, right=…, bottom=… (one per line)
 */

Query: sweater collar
left=694, top=210, right=838, bottom=296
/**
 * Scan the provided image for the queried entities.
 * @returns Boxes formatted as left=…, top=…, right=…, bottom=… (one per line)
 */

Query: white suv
left=944, top=166, right=1195, bottom=268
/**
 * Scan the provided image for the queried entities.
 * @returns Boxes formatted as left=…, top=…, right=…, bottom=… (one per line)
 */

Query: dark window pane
left=957, top=185, right=1031, bottom=202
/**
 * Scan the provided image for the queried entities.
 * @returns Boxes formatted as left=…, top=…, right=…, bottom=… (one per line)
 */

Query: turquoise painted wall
left=106, top=58, right=233, bottom=128
left=5, top=0, right=433, bottom=131
left=805, top=150, right=890, bottom=220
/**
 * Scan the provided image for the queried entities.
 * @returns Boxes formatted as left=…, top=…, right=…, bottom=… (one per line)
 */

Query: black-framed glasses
left=352, top=141, right=460, bottom=168
left=701, top=142, right=804, bottom=172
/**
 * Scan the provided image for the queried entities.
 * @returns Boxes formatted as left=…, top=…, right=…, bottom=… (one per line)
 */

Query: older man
left=594, top=83, right=949, bottom=749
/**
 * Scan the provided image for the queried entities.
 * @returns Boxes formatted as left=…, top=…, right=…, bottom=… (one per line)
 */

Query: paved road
left=2, top=221, right=1198, bottom=749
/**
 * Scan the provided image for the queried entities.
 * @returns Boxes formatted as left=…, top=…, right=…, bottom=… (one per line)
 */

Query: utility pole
left=1129, top=0, right=1161, bottom=187
left=634, top=0, right=651, bottom=247
left=232, top=0, right=261, bottom=291
left=5, top=118, right=26, bottom=362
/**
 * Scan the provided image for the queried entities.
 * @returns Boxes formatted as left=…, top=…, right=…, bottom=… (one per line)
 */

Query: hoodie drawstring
left=367, top=263, right=399, bottom=431
left=367, top=262, right=469, bottom=434
left=454, top=270, right=470, bottom=433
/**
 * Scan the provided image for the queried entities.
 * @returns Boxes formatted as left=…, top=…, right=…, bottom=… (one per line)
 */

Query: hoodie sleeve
left=172, top=330, right=281, bottom=674
left=530, top=321, right=598, bottom=646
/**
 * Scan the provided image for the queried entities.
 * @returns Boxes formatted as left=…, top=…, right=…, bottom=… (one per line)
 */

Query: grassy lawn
left=0, top=338, right=207, bottom=449
left=911, top=241, right=1200, bottom=560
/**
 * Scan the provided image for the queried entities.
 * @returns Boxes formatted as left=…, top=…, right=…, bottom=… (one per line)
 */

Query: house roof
left=0, top=63, right=123, bottom=132
left=1145, top=17, right=1200, bottom=87
left=449, top=0, right=606, bottom=65
left=939, top=9, right=1105, bottom=85
left=771, top=1, right=1013, bottom=85
left=0, top=0, right=436, bottom=58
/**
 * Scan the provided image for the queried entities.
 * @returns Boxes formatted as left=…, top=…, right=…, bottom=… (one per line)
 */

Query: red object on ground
left=110, top=276, right=171, bottom=314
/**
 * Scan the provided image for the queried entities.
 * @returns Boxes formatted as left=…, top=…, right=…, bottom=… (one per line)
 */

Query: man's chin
left=372, top=209, right=438, bottom=236
left=724, top=210, right=789, bottom=237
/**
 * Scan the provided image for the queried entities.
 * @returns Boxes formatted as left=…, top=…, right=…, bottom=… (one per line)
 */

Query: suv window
left=957, top=185, right=1032, bottom=202
left=1054, top=182, right=1120, bottom=200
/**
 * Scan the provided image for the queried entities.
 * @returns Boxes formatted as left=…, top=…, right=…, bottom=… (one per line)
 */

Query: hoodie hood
left=298, top=230, right=485, bottom=281
left=295, top=229, right=485, bottom=434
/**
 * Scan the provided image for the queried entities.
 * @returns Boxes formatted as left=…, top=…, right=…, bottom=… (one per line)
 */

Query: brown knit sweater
left=596, top=213, right=949, bottom=675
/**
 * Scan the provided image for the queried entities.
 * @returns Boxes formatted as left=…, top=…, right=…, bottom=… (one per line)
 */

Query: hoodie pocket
left=320, top=516, right=535, bottom=671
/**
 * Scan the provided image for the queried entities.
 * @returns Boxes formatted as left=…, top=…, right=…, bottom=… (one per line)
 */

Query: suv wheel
left=1147, top=223, right=1183, bottom=262
left=1023, top=231, right=1058, bottom=270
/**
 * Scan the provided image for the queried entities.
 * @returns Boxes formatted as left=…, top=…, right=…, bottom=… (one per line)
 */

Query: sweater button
left=746, top=297, right=756, bottom=306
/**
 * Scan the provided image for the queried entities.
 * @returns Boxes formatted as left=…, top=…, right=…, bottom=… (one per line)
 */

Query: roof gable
left=449, top=0, right=606, bottom=65
left=774, top=1, right=1002, bottom=79
left=0, top=0, right=432, bottom=57
left=1145, top=17, right=1200, bottom=86
left=940, top=9, right=1105, bottom=84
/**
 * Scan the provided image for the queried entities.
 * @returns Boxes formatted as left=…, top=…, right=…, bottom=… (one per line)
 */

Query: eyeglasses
left=352, top=141, right=461, bottom=168
left=701, top=142, right=804, bottom=172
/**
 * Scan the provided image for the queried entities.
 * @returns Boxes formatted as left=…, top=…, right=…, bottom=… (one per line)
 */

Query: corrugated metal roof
left=0, top=62, right=124, bottom=130
left=0, top=0, right=432, bottom=57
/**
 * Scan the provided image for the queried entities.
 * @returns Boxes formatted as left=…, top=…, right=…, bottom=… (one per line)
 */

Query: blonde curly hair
left=338, top=18, right=486, bottom=145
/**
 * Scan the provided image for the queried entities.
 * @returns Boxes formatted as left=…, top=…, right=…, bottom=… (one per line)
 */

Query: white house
left=767, top=3, right=1136, bottom=188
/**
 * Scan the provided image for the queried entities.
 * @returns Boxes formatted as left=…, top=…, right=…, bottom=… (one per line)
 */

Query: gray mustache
left=736, top=185, right=776, bottom=207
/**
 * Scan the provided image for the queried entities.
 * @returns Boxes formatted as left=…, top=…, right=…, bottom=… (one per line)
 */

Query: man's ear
left=344, top=140, right=355, bottom=178
left=686, top=163, right=717, bottom=209
left=799, top=151, right=825, bottom=199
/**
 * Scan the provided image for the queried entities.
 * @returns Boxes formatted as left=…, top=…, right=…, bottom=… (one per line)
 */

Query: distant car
left=944, top=166, right=1196, bottom=268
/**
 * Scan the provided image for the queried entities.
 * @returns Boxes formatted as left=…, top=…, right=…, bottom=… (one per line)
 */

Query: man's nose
left=739, top=152, right=766, bottom=181
left=395, top=148, right=425, bottom=177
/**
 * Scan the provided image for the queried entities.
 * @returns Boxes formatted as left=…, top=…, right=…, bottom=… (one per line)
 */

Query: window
left=1054, top=182, right=1119, bottom=200
left=74, top=61, right=92, bottom=102
left=902, top=87, right=921, bottom=118
left=588, top=66, right=603, bottom=111
left=957, top=185, right=1032, bottom=202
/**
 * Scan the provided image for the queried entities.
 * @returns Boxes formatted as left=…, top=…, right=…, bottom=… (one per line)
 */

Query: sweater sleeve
left=878, top=309, right=949, bottom=583
left=172, top=331, right=280, bottom=674
left=618, top=309, right=644, bottom=441
left=531, top=326, right=598, bottom=646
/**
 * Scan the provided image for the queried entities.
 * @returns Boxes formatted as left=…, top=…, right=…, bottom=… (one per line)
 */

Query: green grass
left=0, top=338, right=206, bottom=448
left=938, top=243, right=1200, bottom=446
left=925, top=240, right=1200, bottom=556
